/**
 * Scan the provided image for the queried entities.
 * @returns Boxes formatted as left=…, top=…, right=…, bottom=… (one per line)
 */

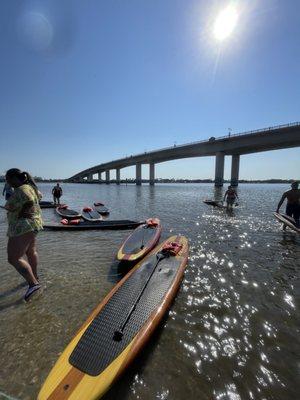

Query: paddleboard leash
left=0, top=390, right=20, bottom=400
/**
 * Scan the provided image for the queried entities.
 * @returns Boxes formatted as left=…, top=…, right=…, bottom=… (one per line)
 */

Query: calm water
left=0, top=183, right=299, bottom=400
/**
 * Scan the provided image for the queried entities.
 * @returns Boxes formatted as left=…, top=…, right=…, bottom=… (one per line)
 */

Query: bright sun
left=213, top=5, right=238, bottom=41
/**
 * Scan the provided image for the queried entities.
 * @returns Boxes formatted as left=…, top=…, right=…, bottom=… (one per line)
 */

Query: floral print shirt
left=6, top=184, right=43, bottom=237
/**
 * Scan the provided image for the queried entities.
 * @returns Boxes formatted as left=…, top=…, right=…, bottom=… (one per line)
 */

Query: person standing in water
left=276, top=181, right=300, bottom=228
left=2, top=182, right=14, bottom=200
left=223, top=185, right=239, bottom=209
left=52, top=183, right=63, bottom=205
left=4, top=169, right=43, bottom=301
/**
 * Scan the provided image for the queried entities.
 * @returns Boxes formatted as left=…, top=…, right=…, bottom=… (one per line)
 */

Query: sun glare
left=213, top=5, right=238, bottom=41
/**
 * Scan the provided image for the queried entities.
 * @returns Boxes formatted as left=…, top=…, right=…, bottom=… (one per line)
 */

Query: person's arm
left=276, top=193, right=287, bottom=212
left=52, top=188, right=54, bottom=194
left=4, top=191, right=18, bottom=211
left=18, top=186, right=37, bottom=218
left=4, top=203, right=16, bottom=211
left=2, top=186, right=5, bottom=196
left=18, top=200, right=35, bottom=219
left=223, top=191, right=228, bottom=201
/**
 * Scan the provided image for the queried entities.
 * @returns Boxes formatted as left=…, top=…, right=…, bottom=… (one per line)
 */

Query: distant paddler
left=223, top=185, right=238, bottom=209
left=276, top=181, right=300, bottom=228
left=4, top=169, right=43, bottom=301
left=52, top=182, right=63, bottom=205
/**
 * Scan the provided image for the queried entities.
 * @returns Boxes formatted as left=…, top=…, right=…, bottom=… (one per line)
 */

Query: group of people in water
left=222, top=182, right=300, bottom=228
left=1, top=168, right=300, bottom=302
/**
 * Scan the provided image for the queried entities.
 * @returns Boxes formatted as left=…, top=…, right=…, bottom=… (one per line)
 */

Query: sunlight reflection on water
left=0, top=183, right=299, bottom=400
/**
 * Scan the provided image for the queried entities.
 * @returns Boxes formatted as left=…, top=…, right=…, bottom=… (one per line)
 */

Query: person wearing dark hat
left=276, top=181, right=300, bottom=227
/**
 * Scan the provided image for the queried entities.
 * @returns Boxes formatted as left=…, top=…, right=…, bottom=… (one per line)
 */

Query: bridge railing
left=130, top=121, right=300, bottom=158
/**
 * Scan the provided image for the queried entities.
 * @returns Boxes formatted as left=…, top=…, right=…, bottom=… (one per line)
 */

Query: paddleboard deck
left=274, top=212, right=300, bottom=233
left=203, top=199, right=225, bottom=208
left=81, top=208, right=102, bottom=222
left=39, top=201, right=58, bottom=209
left=117, top=219, right=162, bottom=262
left=38, top=236, right=188, bottom=400
left=43, top=220, right=142, bottom=230
left=94, top=203, right=109, bottom=215
left=56, top=207, right=82, bottom=219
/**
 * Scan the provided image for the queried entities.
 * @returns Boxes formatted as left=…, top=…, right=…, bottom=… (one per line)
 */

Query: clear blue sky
left=0, top=0, right=299, bottom=180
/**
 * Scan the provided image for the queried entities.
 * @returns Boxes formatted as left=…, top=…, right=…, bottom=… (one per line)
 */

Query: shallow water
left=0, top=183, right=299, bottom=400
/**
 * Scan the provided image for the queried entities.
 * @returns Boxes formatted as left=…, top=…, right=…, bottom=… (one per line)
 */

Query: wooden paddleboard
left=39, top=201, right=57, bottom=209
left=43, top=220, right=143, bottom=230
left=38, top=235, right=189, bottom=400
left=117, top=218, right=161, bottom=262
left=203, top=199, right=225, bottom=208
left=81, top=207, right=102, bottom=222
left=274, top=212, right=300, bottom=233
left=56, top=206, right=81, bottom=219
left=94, top=203, right=109, bottom=215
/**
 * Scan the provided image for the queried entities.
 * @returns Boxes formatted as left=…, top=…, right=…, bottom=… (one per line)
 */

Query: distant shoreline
left=1, top=179, right=296, bottom=184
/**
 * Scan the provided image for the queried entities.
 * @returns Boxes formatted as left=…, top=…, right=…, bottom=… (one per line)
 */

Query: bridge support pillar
left=87, top=173, right=93, bottom=182
left=136, top=163, right=142, bottom=185
left=105, top=170, right=110, bottom=184
left=149, top=162, right=155, bottom=185
left=116, top=168, right=120, bottom=184
left=97, top=171, right=102, bottom=182
left=214, top=152, right=225, bottom=187
left=231, top=155, right=240, bottom=187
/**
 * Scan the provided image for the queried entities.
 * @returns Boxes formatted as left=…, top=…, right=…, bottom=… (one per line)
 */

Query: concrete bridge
left=68, top=122, right=300, bottom=186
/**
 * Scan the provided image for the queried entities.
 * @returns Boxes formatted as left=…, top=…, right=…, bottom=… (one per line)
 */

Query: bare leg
left=26, top=234, right=39, bottom=280
left=7, top=232, right=39, bottom=286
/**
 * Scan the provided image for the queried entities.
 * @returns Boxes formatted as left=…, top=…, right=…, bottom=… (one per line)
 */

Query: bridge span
left=68, top=122, right=300, bottom=186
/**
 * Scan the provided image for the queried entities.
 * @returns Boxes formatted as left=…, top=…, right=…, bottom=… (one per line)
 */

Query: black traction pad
left=39, top=201, right=56, bottom=209
left=69, top=254, right=181, bottom=376
left=82, top=209, right=102, bottom=221
left=94, top=205, right=109, bottom=214
left=122, top=225, right=159, bottom=254
left=203, top=200, right=223, bottom=208
left=56, top=208, right=81, bottom=218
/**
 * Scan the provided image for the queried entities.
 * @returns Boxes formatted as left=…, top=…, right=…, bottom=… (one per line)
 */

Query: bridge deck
left=69, top=122, right=300, bottom=180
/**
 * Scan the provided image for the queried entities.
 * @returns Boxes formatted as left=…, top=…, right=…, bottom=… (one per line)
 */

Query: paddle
left=113, top=251, right=167, bottom=342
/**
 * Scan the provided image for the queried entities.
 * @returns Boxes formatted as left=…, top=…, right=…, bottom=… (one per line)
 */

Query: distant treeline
left=0, top=176, right=297, bottom=184
left=0, top=176, right=64, bottom=183
left=71, top=178, right=297, bottom=184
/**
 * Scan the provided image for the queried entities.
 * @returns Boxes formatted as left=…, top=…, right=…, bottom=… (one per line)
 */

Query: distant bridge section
left=69, top=122, right=300, bottom=186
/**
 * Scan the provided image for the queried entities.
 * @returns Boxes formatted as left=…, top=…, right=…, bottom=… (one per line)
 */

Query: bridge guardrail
left=131, top=121, right=300, bottom=157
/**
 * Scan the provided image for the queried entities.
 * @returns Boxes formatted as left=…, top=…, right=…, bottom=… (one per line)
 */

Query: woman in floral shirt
left=5, top=168, right=43, bottom=301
